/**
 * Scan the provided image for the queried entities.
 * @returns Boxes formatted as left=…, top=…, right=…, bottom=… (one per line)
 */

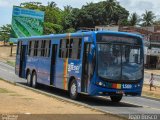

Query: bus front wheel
left=32, top=72, right=37, bottom=88
left=27, top=72, right=32, bottom=87
left=110, top=95, right=122, bottom=102
left=69, top=79, right=78, bottom=100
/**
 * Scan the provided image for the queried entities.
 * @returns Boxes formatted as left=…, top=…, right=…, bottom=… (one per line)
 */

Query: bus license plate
left=116, top=90, right=124, bottom=94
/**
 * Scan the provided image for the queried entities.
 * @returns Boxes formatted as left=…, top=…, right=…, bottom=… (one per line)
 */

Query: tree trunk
left=10, top=45, right=13, bottom=56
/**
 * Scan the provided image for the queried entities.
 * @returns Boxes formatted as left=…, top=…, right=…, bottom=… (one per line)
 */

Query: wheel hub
left=71, top=83, right=77, bottom=96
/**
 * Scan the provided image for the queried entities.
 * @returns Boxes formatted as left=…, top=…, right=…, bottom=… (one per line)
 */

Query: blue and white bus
left=15, top=31, right=144, bottom=102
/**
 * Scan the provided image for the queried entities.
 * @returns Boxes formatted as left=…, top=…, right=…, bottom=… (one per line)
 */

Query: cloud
left=134, top=1, right=154, bottom=12
left=0, top=0, right=160, bottom=26
left=118, top=0, right=159, bottom=15
left=0, top=0, right=11, bottom=7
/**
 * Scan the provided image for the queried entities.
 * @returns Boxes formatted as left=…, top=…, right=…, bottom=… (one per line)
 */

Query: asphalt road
left=0, top=61, right=160, bottom=115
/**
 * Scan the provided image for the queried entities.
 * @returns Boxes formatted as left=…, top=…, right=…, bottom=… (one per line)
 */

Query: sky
left=0, top=0, right=160, bottom=26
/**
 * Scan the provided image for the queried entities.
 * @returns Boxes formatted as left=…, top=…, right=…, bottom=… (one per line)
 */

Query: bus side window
left=44, top=40, right=51, bottom=57
left=41, top=40, right=46, bottom=56
left=30, top=41, right=35, bottom=57
left=37, top=41, right=42, bottom=56
left=34, top=41, right=38, bottom=56
left=67, top=39, right=72, bottom=58
left=28, top=41, right=32, bottom=56
left=70, top=38, right=82, bottom=59
left=78, top=38, right=82, bottom=59
left=59, top=39, right=67, bottom=58
left=17, top=41, right=21, bottom=55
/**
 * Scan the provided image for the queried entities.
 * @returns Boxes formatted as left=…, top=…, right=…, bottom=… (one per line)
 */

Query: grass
left=142, top=91, right=160, bottom=99
left=0, top=78, right=4, bottom=80
left=9, top=93, right=24, bottom=97
left=7, top=60, right=15, bottom=67
left=0, top=88, right=12, bottom=93
left=21, top=97, right=34, bottom=101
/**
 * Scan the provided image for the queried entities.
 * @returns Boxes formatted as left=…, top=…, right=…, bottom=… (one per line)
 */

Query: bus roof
left=17, top=31, right=143, bottom=41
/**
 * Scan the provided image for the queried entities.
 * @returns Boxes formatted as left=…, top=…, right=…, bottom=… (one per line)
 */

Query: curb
left=142, top=95, right=160, bottom=101
left=0, top=79, right=127, bottom=120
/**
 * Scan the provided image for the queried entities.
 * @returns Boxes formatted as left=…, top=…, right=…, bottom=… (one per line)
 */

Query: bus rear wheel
left=110, top=95, right=122, bottom=102
left=27, top=72, right=32, bottom=87
left=69, top=79, right=78, bottom=100
left=32, top=72, right=37, bottom=88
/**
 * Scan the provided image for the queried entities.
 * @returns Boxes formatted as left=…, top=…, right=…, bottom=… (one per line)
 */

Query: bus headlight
left=98, top=82, right=103, bottom=86
left=96, top=82, right=105, bottom=87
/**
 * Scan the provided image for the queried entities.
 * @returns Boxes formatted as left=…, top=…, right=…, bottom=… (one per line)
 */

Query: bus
left=15, top=31, right=144, bottom=102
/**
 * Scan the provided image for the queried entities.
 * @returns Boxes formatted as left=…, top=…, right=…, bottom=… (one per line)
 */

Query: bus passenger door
left=50, top=44, right=58, bottom=86
left=19, top=45, right=27, bottom=77
left=81, top=43, right=91, bottom=92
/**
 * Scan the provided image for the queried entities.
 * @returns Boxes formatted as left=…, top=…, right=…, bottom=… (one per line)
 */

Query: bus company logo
left=68, top=63, right=80, bottom=73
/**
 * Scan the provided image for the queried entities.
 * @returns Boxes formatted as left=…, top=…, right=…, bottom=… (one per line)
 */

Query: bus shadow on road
left=18, top=82, right=142, bottom=108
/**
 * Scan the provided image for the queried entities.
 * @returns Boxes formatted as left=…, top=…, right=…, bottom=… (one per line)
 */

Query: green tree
left=43, top=22, right=63, bottom=34
left=153, top=19, right=160, bottom=25
left=104, top=0, right=118, bottom=21
left=20, top=1, right=63, bottom=34
left=73, top=0, right=129, bottom=28
left=19, top=1, right=129, bottom=32
left=141, top=10, right=156, bottom=26
left=20, top=2, right=42, bottom=9
left=0, top=24, right=12, bottom=45
left=61, top=5, right=74, bottom=31
left=129, top=12, right=140, bottom=26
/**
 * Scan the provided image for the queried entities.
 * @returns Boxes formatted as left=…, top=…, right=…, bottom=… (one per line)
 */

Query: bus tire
left=32, top=72, right=37, bottom=88
left=69, top=79, right=78, bottom=100
left=27, top=72, right=32, bottom=87
left=110, top=95, right=122, bottom=102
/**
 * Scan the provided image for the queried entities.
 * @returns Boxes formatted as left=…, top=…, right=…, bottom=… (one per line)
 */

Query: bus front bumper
left=88, top=83, right=143, bottom=96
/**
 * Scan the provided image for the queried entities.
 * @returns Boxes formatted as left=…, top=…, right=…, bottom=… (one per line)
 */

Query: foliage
left=9, top=42, right=14, bottom=46
left=141, top=10, right=156, bottom=26
left=153, top=19, right=160, bottom=25
left=1, top=1, right=159, bottom=36
left=17, top=0, right=129, bottom=33
left=65, top=28, right=76, bottom=33
left=0, top=24, right=12, bottom=45
left=129, top=12, right=140, bottom=26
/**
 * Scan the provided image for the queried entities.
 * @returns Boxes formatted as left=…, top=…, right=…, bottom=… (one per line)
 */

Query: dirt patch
left=0, top=80, right=125, bottom=120
left=142, top=84, right=160, bottom=99
left=0, top=46, right=16, bottom=63
left=145, top=69, right=160, bottom=75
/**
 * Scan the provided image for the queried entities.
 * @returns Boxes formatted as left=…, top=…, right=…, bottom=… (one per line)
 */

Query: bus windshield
left=97, top=44, right=143, bottom=81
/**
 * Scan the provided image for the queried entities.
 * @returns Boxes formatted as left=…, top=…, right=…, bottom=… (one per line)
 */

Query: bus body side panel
left=26, top=57, right=38, bottom=77
left=54, top=38, right=83, bottom=93
left=67, top=59, right=82, bottom=92
left=37, top=57, right=51, bottom=85
left=54, top=58, right=65, bottom=89
left=15, top=54, right=20, bottom=76
left=54, top=58, right=82, bottom=92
